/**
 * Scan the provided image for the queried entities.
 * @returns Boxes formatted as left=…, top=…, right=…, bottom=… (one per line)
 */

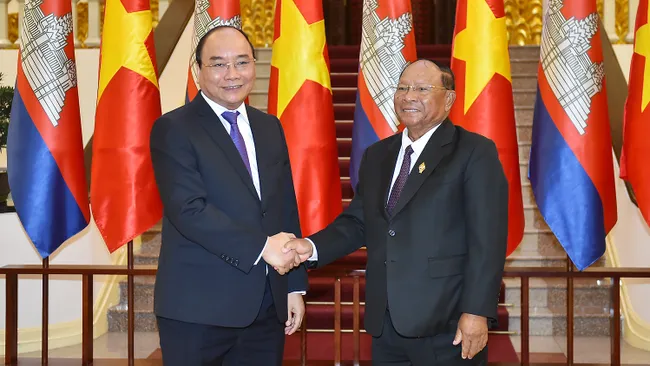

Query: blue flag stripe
left=8, top=89, right=87, bottom=258
left=350, top=93, right=379, bottom=189
left=529, top=89, right=606, bottom=270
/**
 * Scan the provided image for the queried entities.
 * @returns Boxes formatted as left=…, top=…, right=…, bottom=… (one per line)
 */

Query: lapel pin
left=418, top=162, right=426, bottom=174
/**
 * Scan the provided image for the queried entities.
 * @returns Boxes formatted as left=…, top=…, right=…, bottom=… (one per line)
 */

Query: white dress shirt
left=386, top=124, right=440, bottom=200
left=307, top=124, right=442, bottom=260
left=201, top=92, right=261, bottom=199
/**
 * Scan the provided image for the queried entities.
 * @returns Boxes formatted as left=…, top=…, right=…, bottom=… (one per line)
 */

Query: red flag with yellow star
left=449, top=0, right=524, bottom=256
left=621, top=0, right=650, bottom=227
left=91, top=0, right=163, bottom=252
left=267, top=0, right=342, bottom=236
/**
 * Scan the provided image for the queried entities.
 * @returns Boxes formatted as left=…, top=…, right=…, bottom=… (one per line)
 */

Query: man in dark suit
left=150, top=26, right=307, bottom=366
left=285, top=60, right=508, bottom=365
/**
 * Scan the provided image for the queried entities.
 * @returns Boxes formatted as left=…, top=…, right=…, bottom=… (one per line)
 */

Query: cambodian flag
left=7, top=0, right=90, bottom=258
left=185, top=0, right=242, bottom=103
left=349, top=0, right=417, bottom=188
left=529, top=0, right=617, bottom=270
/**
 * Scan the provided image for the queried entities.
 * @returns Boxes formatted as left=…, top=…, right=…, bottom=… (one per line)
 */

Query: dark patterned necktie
left=221, top=111, right=251, bottom=176
left=386, top=145, right=414, bottom=215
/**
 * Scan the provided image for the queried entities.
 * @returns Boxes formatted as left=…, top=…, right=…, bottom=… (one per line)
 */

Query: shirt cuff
left=290, top=291, right=307, bottom=295
left=304, top=238, right=318, bottom=261
left=254, top=237, right=269, bottom=265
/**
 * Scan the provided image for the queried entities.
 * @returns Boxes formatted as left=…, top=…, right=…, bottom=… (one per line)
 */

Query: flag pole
left=128, top=240, right=134, bottom=365
left=566, top=254, right=574, bottom=365
left=42, top=257, right=49, bottom=365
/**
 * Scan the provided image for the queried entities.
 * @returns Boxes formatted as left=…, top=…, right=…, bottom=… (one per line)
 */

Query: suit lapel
left=193, top=96, right=259, bottom=202
left=378, top=136, right=402, bottom=220
left=390, top=120, right=456, bottom=217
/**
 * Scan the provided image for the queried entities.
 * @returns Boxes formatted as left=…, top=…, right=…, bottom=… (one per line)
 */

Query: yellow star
left=270, top=0, right=331, bottom=118
left=452, top=0, right=512, bottom=114
left=97, top=0, right=158, bottom=100
left=634, top=4, right=650, bottom=112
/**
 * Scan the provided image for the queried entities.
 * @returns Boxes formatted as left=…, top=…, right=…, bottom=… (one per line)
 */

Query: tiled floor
left=509, top=336, right=650, bottom=364
left=20, top=332, right=650, bottom=364
left=22, top=332, right=161, bottom=359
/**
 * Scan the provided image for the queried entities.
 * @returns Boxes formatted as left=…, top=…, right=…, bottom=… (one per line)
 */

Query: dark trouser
left=157, top=278, right=283, bottom=366
left=372, top=311, right=487, bottom=366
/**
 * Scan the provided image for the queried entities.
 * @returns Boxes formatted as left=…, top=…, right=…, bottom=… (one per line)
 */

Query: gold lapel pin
left=418, top=162, right=426, bottom=174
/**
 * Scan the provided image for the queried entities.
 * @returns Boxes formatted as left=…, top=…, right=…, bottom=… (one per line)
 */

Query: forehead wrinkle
left=400, top=60, right=442, bottom=83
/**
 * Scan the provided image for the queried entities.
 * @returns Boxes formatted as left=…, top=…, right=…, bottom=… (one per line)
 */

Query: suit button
left=388, top=230, right=396, bottom=237
left=384, top=260, right=387, bottom=265
left=262, top=211, right=267, bottom=217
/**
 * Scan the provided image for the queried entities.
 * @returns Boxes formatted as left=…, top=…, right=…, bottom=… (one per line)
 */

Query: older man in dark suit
left=150, top=26, right=306, bottom=366
left=285, top=60, right=508, bottom=365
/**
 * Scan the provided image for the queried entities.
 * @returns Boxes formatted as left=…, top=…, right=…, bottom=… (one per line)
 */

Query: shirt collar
left=200, top=91, right=250, bottom=124
left=401, top=123, right=441, bottom=155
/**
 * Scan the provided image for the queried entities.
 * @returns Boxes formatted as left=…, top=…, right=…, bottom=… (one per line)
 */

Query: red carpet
left=282, top=333, right=519, bottom=362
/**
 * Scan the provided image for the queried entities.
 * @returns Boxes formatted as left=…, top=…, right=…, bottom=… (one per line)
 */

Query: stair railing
left=2, top=264, right=650, bottom=365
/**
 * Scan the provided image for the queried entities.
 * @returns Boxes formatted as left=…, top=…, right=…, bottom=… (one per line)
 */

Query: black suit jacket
left=310, top=120, right=508, bottom=337
left=150, top=94, right=307, bottom=327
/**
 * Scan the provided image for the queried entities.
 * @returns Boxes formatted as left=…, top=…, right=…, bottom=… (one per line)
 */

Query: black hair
left=399, top=58, right=455, bottom=91
left=195, top=26, right=256, bottom=68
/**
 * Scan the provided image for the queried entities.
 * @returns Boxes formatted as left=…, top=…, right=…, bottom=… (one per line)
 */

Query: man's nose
left=223, top=65, right=240, bottom=79
left=402, top=89, right=418, bottom=100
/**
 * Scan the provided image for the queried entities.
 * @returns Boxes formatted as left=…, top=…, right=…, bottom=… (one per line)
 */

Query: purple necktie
left=221, top=111, right=252, bottom=176
left=386, top=145, right=414, bottom=215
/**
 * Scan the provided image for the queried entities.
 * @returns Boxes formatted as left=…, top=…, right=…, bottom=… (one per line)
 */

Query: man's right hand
left=263, top=232, right=298, bottom=274
left=282, top=239, right=314, bottom=263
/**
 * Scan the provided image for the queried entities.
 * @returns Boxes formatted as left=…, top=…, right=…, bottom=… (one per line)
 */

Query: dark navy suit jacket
left=150, top=94, right=307, bottom=327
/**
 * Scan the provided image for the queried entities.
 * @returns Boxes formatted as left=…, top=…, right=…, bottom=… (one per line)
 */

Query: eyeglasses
left=203, top=58, right=256, bottom=73
left=394, top=84, right=448, bottom=94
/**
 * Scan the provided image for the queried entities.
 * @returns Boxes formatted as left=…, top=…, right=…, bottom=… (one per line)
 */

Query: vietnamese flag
left=450, top=0, right=524, bottom=256
left=620, top=0, right=650, bottom=227
left=267, top=0, right=342, bottom=236
left=91, top=0, right=163, bottom=252
left=186, top=0, right=242, bottom=102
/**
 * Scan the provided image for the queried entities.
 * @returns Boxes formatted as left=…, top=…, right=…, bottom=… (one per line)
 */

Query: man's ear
left=445, top=91, right=457, bottom=111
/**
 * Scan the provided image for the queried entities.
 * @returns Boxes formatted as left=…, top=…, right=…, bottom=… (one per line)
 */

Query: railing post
left=5, top=273, right=18, bottom=365
left=82, top=274, right=94, bottom=365
left=334, top=277, right=341, bottom=366
left=0, top=0, right=12, bottom=47
left=42, top=258, right=49, bottom=364
left=521, top=276, right=529, bottom=366
left=85, top=0, right=101, bottom=47
left=566, top=260, right=574, bottom=366
left=300, top=308, right=307, bottom=366
left=353, top=275, right=360, bottom=366
left=128, top=240, right=135, bottom=366
left=611, top=276, right=621, bottom=366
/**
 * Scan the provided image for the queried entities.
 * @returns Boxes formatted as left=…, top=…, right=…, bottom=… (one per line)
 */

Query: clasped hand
left=262, top=234, right=314, bottom=275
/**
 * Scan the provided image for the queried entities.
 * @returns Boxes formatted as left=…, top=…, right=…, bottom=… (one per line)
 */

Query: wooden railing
left=2, top=259, right=650, bottom=365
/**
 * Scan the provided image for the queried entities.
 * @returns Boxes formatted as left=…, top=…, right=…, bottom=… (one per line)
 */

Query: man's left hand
left=286, top=293, right=305, bottom=335
left=453, top=313, right=488, bottom=359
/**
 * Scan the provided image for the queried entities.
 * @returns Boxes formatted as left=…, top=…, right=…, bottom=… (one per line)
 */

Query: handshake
left=262, top=232, right=314, bottom=275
